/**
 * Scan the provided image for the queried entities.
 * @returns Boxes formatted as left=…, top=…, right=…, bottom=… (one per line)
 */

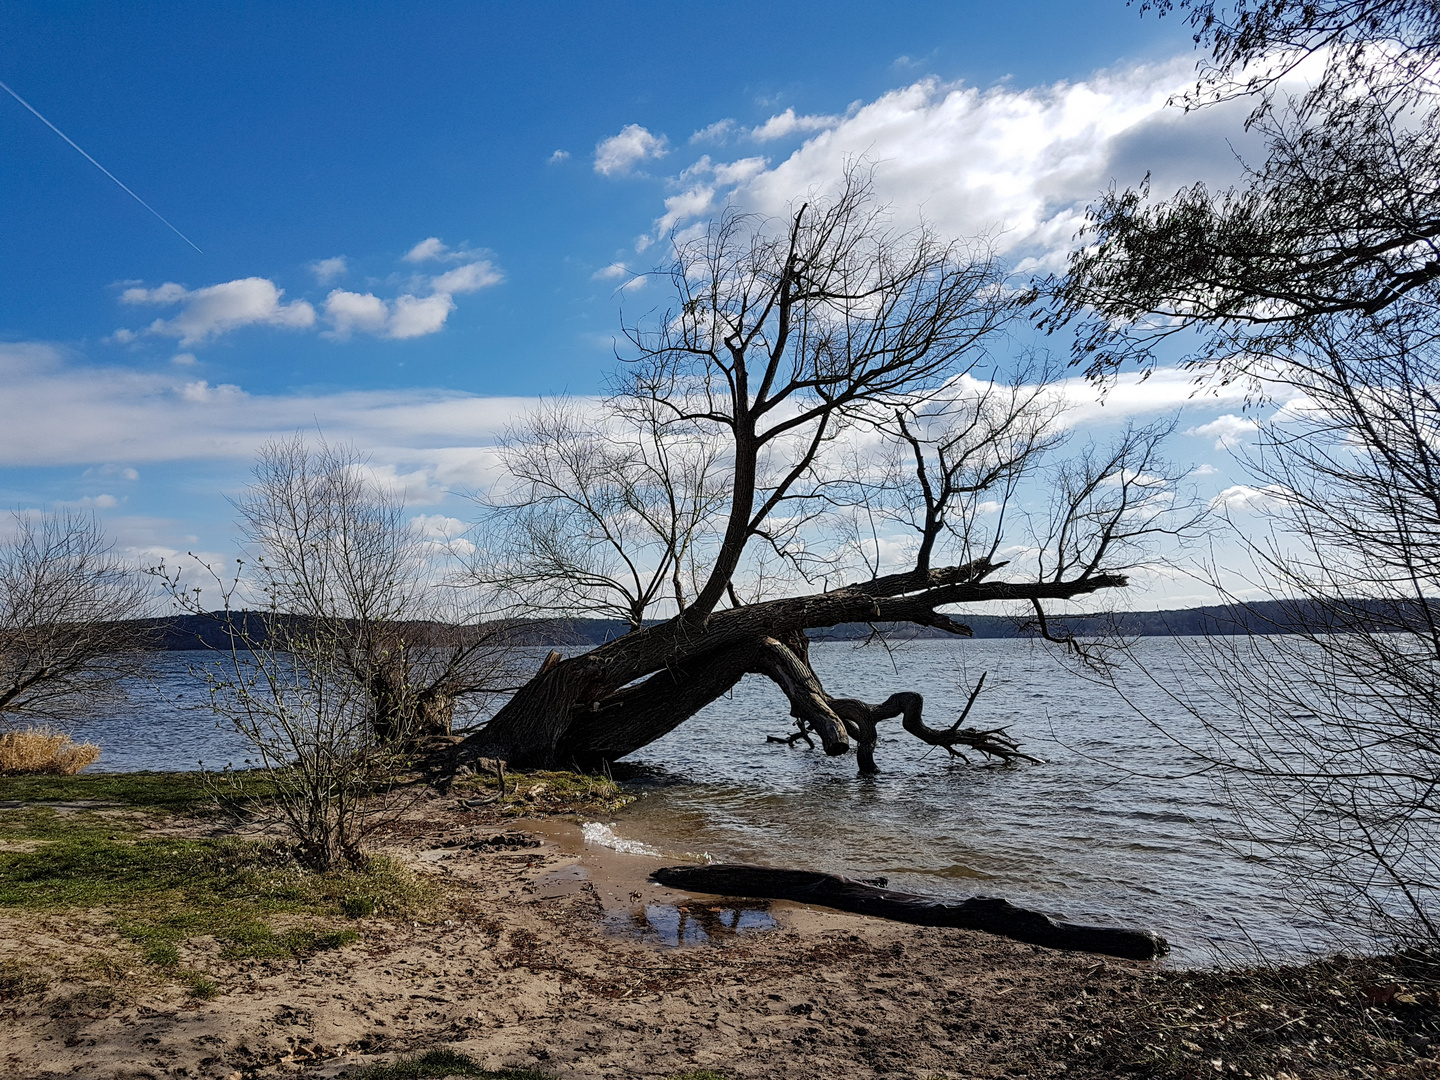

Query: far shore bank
left=110, top=597, right=1421, bottom=653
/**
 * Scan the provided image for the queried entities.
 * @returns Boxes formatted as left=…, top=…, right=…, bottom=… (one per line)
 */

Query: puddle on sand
left=604, top=900, right=778, bottom=947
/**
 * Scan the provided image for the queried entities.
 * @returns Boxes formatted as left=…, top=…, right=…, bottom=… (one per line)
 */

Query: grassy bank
left=0, top=770, right=437, bottom=1003
left=0, top=765, right=629, bottom=1007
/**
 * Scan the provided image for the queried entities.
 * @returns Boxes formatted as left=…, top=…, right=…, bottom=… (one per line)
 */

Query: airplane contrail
left=0, top=77, right=203, bottom=253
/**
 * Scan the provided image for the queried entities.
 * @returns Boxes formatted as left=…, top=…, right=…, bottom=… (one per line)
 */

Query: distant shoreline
left=117, top=598, right=1405, bottom=650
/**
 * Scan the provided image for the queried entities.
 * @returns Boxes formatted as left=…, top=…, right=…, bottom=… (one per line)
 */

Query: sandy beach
left=0, top=789, right=1175, bottom=1080
left=2, top=786, right=1432, bottom=1080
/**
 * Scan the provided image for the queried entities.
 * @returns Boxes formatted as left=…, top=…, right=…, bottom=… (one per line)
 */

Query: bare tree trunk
left=456, top=560, right=1119, bottom=772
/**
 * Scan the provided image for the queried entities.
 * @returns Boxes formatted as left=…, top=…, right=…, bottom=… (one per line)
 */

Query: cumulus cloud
left=1187, top=413, right=1260, bottom=449
left=171, top=352, right=198, bottom=366
left=750, top=107, right=844, bottom=141
left=180, top=380, right=245, bottom=403
left=386, top=293, right=456, bottom=339
left=67, top=494, right=121, bottom=510
left=309, top=256, right=348, bottom=284
left=549, top=149, right=570, bottom=163
left=1054, top=366, right=1250, bottom=428
left=322, top=259, right=498, bottom=340
left=119, top=277, right=317, bottom=345
left=656, top=156, right=768, bottom=233
left=404, top=237, right=451, bottom=263
left=646, top=60, right=1263, bottom=270
left=430, top=260, right=503, bottom=294
left=1210, top=483, right=1288, bottom=513
left=324, top=290, right=390, bottom=338
left=595, top=124, right=668, bottom=176
left=412, top=513, right=469, bottom=539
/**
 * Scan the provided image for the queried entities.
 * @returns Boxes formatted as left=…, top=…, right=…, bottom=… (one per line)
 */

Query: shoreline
left=1, top=772, right=1434, bottom=1078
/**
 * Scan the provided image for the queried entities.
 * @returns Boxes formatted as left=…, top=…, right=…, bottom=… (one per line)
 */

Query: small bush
left=346, top=1047, right=553, bottom=1078
left=143, top=940, right=180, bottom=967
left=342, top=895, right=376, bottom=918
left=0, top=727, right=100, bottom=775
left=181, top=972, right=220, bottom=999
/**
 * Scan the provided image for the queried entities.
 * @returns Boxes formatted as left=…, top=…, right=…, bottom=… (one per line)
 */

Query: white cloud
left=73, top=494, right=120, bottom=509
left=646, top=60, right=1262, bottom=269
left=1209, top=483, right=1288, bottom=513
left=121, top=282, right=187, bottom=305
left=82, top=464, right=140, bottom=482
left=595, top=124, right=669, bottom=176
left=656, top=156, right=769, bottom=233
left=323, top=290, right=455, bottom=340
left=593, top=263, right=630, bottom=281
left=309, top=256, right=348, bottom=284
left=750, top=107, right=843, bottom=141
left=171, top=352, right=197, bottom=366
left=430, top=260, right=503, bottom=295
left=1187, top=413, right=1259, bottom=449
left=404, top=237, right=450, bottom=263
left=324, top=290, right=391, bottom=338
left=0, top=342, right=532, bottom=477
left=120, top=278, right=317, bottom=345
left=549, top=149, right=570, bottom=163
left=412, top=513, right=468, bottom=539
left=1055, top=367, right=1251, bottom=428
left=322, top=260, right=501, bottom=340
left=691, top=119, right=737, bottom=144
left=180, top=380, right=245, bottom=403
left=387, top=294, right=456, bottom=339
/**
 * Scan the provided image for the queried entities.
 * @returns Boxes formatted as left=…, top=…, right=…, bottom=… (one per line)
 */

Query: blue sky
left=0, top=2, right=1278, bottom=606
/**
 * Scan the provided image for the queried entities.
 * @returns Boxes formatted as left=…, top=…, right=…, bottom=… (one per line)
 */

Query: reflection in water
left=607, top=901, right=777, bottom=946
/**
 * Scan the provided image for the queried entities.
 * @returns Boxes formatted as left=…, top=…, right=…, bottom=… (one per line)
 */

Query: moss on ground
left=1064, top=953, right=1440, bottom=1078
left=449, top=768, right=632, bottom=816
left=0, top=771, right=437, bottom=998
left=344, top=1048, right=552, bottom=1079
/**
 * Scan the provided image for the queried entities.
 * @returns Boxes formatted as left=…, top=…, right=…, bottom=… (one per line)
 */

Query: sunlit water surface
left=67, top=640, right=1328, bottom=963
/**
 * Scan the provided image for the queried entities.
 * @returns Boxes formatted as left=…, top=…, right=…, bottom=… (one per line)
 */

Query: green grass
left=0, top=790, right=437, bottom=994
left=344, top=1048, right=553, bottom=1079
left=0, top=769, right=287, bottom=813
left=0, top=770, right=216, bottom=811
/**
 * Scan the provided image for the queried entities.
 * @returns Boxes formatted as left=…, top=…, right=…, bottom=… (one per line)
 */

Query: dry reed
left=0, top=727, right=101, bottom=775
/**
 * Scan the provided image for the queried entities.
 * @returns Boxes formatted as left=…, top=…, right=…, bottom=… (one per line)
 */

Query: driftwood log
left=651, top=863, right=1169, bottom=961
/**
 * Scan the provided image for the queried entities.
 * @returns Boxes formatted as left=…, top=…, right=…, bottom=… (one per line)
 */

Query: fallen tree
left=460, top=560, right=1126, bottom=773
left=651, top=863, right=1169, bottom=960
left=458, top=172, right=1191, bottom=776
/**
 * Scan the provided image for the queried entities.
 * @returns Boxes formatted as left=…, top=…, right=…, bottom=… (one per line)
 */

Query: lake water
left=62, top=639, right=1332, bottom=964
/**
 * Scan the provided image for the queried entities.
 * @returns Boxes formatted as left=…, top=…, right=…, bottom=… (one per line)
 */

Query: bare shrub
left=1, top=510, right=150, bottom=723
left=160, top=436, right=514, bottom=870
